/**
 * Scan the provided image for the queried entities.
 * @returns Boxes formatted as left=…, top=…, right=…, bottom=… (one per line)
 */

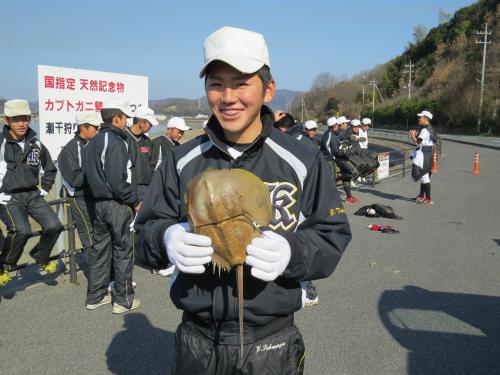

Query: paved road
left=1, top=140, right=499, bottom=375
left=434, top=134, right=500, bottom=150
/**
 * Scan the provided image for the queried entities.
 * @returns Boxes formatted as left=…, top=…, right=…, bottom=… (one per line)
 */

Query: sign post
left=377, top=152, right=390, bottom=181
left=37, top=65, right=148, bottom=159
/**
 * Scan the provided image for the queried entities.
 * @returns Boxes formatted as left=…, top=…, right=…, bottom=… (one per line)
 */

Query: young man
left=321, top=116, right=360, bottom=203
left=83, top=100, right=140, bottom=313
left=125, top=106, right=158, bottom=201
left=136, top=26, right=351, bottom=374
left=359, top=118, right=371, bottom=149
left=0, top=99, right=63, bottom=285
left=57, top=111, right=100, bottom=256
left=304, top=120, right=319, bottom=145
left=410, top=110, right=436, bottom=204
left=152, top=116, right=190, bottom=169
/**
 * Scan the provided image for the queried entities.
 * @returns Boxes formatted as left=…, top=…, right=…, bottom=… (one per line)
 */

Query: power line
left=476, top=23, right=492, bottom=133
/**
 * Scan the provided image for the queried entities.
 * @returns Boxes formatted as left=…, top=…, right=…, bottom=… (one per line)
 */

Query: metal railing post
left=65, top=201, right=78, bottom=284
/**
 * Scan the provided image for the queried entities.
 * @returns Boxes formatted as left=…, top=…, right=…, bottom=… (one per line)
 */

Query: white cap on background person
left=134, top=106, right=159, bottom=126
left=326, top=117, right=337, bottom=127
left=350, top=119, right=361, bottom=127
left=417, top=110, right=433, bottom=120
left=167, top=117, right=191, bottom=131
left=199, top=26, right=270, bottom=78
left=361, top=118, right=372, bottom=125
left=76, top=111, right=102, bottom=127
left=102, top=99, right=134, bottom=118
left=337, top=116, right=350, bottom=124
left=304, top=120, right=318, bottom=130
left=4, top=99, right=31, bottom=117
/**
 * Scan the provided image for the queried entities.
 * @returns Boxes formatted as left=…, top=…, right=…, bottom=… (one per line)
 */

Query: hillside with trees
left=290, top=0, right=500, bottom=134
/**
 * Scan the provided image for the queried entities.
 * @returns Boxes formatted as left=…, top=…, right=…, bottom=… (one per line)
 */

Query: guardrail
left=3, top=197, right=81, bottom=285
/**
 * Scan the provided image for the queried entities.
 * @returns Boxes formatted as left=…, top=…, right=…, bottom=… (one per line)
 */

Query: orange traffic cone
left=473, top=152, right=479, bottom=175
left=431, top=150, right=437, bottom=174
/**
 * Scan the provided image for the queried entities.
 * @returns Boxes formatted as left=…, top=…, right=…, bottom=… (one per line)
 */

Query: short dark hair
left=101, top=109, right=124, bottom=123
left=204, top=63, right=273, bottom=94
left=274, top=113, right=295, bottom=129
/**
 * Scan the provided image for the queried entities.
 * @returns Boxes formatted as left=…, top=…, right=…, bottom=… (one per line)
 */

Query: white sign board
left=377, top=152, right=390, bottom=180
left=37, top=65, right=148, bottom=158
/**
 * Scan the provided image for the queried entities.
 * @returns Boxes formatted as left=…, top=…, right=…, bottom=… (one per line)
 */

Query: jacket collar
left=74, top=133, right=88, bottom=145
left=99, top=123, right=127, bottom=140
left=204, top=105, right=274, bottom=159
left=3, top=125, right=38, bottom=143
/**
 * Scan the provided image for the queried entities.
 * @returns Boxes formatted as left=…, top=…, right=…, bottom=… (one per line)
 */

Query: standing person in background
left=410, top=110, right=436, bottom=205
left=57, top=112, right=100, bottom=257
left=152, top=117, right=191, bottom=169
left=125, top=106, right=158, bottom=201
left=320, top=116, right=339, bottom=178
left=360, top=118, right=371, bottom=149
left=83, top=100, right=140, bottom=313
left=304, top=120, right=320, bottom=147
left=0, top=99, right=63, bottom=285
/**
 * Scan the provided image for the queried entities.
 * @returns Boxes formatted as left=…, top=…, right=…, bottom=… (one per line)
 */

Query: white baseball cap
left=199, top=26, right=270, bottom=78
left=167, top=117, right=191, bottom=131
left=304, top=120, right=317, bottom=130
left=102, top=99, right=134, bottom=118
left=4, top=99, right=31, bottom=117
left=337, top=116, right=350, bottom=124
left=350, top=119, right=361, bottom=127
left=326, top=117, right=338, bottom=127
left=417, top=110, right=433, bottom=120
left=361, top=118, right=372, bottom=125
left=134, top=106, right=159, bottom=126
left=76, top=111, right=102, bottom=127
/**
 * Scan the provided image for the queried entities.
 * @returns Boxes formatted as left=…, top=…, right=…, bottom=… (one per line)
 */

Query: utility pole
left=370, top=78, right=377, bottom=125
left=361, top=82, right=366, bottom=103
left=403, top=60, right=415, bottom=100
left=476, top=23, right=492, bottom=133
left=301, top=95, right=304, bottom=123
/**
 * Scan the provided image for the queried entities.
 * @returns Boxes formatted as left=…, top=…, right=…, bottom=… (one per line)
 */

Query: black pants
left=68, top=196, right=94, bottom=252
left=0, top=191, right=63, bottom=266
left=86, top=200, right=135, bottom=307
left=173, top=319, right=305, bottom=375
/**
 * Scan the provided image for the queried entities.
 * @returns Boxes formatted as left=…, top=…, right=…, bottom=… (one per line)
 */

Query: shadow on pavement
left=357, top=187, right=415, bottom=202
left=379, top=285, right=500, bottom=375
left=107, top=313, right=175, bottom=375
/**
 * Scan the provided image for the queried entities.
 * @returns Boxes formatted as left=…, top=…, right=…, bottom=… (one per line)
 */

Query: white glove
left=246, top=231, right=291, bottom=282
left=163, top=222, right=214, bottom=274
left=0, top=193, right=12, bottom=205
left=39, top=188, right=49, bottom=197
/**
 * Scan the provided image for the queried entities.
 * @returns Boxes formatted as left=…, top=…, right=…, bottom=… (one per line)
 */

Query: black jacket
left=83, top=123, right=138, bottom=207
left=320, top=129, right=349, bottom=161
left=152, top=134, right=179, bottom=168
left=136, top=106, right=351, bottom=327
left=125, top=128, right=155, bottom=187
left=0, top=126, right=57, bottom=194
left=57, top=134, right=88, bottom=197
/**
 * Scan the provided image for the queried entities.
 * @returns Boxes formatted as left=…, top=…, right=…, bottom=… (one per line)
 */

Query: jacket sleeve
left=104, top=137, right=138, bottom=207
left=57, top=142, right=84, bottom=189
left=151, top=138, right=161, bottom=170
left=282, top=152, right=351, bottom=282
left=40, top=143, right=58, bottom=192
left=320, top=132, right=334, bottom=161
left=135, top=153, right=180, bottom=269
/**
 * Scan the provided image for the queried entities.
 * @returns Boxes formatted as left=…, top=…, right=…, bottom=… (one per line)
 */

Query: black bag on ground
left=354, top=204, right=402, bottom=220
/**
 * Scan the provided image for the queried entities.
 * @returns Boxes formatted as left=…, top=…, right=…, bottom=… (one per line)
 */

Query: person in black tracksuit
left=83, top=101, right=141, bottom=313
left=151, top=116, right=191, bottom=169
left=57, top=112, right=100, bottom=255
left=0, top=99, right=63, bottom=276
left=136, top=25, right=351, bottom=375
left=124, top=106, right=158, bottom=201
left=321, top=120, right=360, bottom=203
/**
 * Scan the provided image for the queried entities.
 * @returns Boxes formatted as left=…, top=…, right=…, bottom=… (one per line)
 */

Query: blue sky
left=1, top=0, right=475, bottom=101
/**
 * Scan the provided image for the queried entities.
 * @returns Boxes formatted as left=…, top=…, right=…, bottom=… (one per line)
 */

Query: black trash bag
left=354, top=204, right=403, bottom=220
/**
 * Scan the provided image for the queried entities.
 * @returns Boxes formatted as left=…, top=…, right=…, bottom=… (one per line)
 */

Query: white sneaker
left=86, top=295, right=112, bottom=310
left=350, top=180, right=357, bottom=188
left=112, top=299, right=141, bottom=314
left=108, top=280, right=137, bottom=293
left=153, top=265, right=175, bottom=277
